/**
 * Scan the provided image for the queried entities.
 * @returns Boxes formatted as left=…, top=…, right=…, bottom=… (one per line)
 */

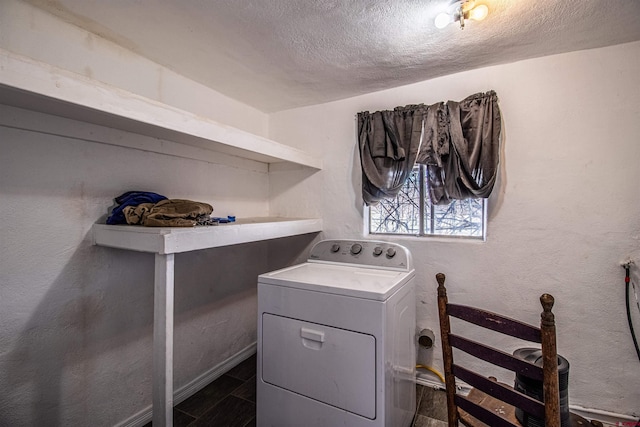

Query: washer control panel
left=308, top=239, right=412, bottom=270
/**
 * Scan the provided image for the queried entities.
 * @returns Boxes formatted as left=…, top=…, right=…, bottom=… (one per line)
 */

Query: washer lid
left=258, top=262, right=415, bottom=300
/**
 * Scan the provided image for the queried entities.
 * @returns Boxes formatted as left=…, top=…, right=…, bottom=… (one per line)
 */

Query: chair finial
left=540, top=293, right=555, bottom=326
left=436, top=273, right=447, bottom=297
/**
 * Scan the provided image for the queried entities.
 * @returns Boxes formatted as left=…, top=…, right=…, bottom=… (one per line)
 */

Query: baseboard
left=115, top=342, right=257, bottom=427
left=415, top=374, right=445, bottom=391
left=416, top=372, right=472, bottom=395
left=415, top=374, right=638, bottom=427
left=569, top=405, right=639, bottom=427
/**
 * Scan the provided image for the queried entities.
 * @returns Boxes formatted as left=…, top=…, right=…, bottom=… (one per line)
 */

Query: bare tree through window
left=369, top=166, right=485, bottom=239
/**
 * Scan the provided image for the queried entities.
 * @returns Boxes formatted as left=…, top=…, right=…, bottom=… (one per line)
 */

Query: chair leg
left=540, top=294, right=561, bottom=427
left=436, top=273, right=458, bottom=427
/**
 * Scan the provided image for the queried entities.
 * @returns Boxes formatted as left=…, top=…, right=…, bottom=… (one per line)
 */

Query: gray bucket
left=513, top=348, right=570, bottom=427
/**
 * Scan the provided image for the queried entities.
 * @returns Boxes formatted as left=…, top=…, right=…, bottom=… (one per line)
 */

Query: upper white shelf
left=0, top=50, right=321, bottom=170
left=92, top=217, right=323, bottom=254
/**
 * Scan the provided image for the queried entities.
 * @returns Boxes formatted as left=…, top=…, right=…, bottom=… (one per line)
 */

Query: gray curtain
left=358, top=91, right=501, bottom=206
left=357, top=105, right=427, bottom=205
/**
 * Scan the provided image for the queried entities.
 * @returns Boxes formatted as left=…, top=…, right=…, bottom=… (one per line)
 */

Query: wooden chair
left=436, top=273, right=602, bottom=427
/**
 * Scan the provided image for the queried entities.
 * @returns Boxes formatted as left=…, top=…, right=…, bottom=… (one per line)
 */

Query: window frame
left=366, top=165, right=487, bottom=241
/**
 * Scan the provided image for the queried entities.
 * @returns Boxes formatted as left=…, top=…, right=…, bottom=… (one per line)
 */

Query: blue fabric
left=106, top=191, right=167, bottom=225
left=212, top=216, right=236, bottom=223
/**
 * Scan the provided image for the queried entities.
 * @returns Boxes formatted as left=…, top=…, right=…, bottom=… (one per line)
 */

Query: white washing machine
left=257, top=239, right=416, bottom=427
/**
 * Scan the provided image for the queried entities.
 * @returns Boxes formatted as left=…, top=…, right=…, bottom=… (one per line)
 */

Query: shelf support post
left=153, top=253, right=174, bottom=427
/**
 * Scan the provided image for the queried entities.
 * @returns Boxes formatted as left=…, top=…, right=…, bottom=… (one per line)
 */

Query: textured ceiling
left=23, top=0, right=640, bottom=112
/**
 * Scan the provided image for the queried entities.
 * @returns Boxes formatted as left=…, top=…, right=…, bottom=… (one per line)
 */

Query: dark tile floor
left=145, top=353, right=448, bottom=426
left=414, top=385, right=448, bottom=427
left=144, top=354, right=257, bottom=427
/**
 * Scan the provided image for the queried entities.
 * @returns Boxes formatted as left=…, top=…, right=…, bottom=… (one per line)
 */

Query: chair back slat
left=455, top=394, right=520, bottom=427
left=448, top=303, right=542, bottom=343
left=449, top=334, right=544, bottom=381
left=453, top=365, right=545, bottom=418
left=435, top=273, right=562, bottom=427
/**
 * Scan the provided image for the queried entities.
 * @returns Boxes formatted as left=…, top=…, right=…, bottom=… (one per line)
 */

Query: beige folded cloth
left=123, top=199, right=213, bottom=227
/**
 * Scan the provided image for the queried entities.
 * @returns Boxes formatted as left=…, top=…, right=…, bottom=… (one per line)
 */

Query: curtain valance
left=357, top=91, right=501, bottom=206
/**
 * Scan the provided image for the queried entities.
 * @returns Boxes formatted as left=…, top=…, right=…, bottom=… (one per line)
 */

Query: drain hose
left=624, top=265, right=640, bottom=363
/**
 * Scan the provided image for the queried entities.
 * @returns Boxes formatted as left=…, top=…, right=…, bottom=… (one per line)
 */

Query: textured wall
left=0, top=0, right=269, bottom=137
left=269, top=41, right=640, bottom=417
left=0, top=4, right=318, bottom=425
left=2, top=0, right=639, bottom=423
left=0, top=104, right=319, bottom=425
left=0, top=106, right=271, bottom=425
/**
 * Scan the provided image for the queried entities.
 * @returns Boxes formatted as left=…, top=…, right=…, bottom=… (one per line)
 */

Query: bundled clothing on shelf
left=106, top=191, right=216, bottom=227
left=106, top=191, right=167, bottom=225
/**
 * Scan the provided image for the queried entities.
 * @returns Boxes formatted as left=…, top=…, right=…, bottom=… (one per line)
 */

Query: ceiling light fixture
left=435, top=0, right=489, bottom=30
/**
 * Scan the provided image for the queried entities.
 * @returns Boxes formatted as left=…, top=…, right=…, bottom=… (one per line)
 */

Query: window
left=368, top=165, right=486, bottom=239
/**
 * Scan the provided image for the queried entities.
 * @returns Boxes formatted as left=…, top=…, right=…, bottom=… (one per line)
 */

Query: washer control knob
left=350, top=243, right=362, bottom=255
left=386, top=247, right=396, bottom=258
left=373, top=246, right=383, bottom=257
left=330, top=244, right=340, bottom=253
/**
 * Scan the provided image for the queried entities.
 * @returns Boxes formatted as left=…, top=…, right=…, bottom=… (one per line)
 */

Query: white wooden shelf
left=1, top=48, right=323, bottom=427
left=92, top=217, right=323, bottom=254
left=92, top=217, right=321, bottom=426
left=0, top=49, right=322, bottom=170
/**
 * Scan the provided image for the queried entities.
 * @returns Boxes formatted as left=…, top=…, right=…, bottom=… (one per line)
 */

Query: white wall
left=0, top=106, right=257, bottom=425
left=2, top=0, right=639, bottom=423
left=0, top=105, right=318, bottom=426
left=269, top=41, right=640, bottom=417
left=0, top=0, right=269, bottom=137
left=0, top=3, right=318, bottom=425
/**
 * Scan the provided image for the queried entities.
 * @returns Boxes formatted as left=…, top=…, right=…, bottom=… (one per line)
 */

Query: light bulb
left=434, top=12, right=451, bottom=29
left=468, top=4, right=488, bottom=21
